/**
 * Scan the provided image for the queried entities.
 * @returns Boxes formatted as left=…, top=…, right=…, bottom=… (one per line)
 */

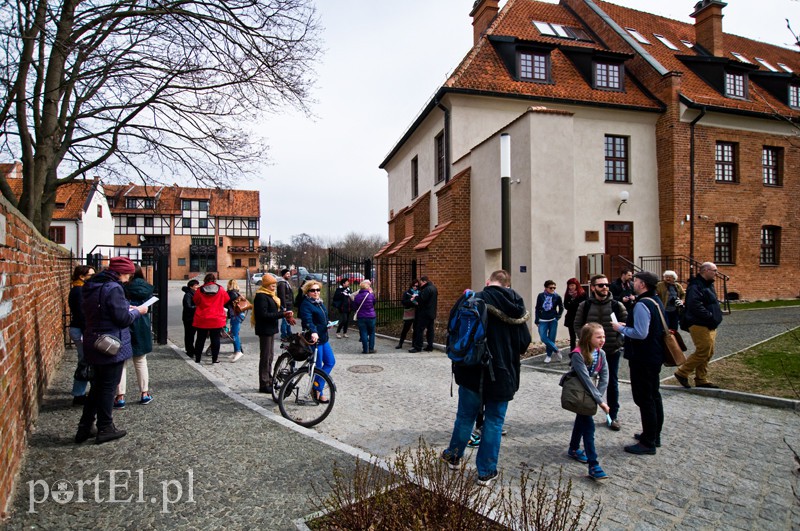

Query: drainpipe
left=436, top=101, right=451, bottom=183
left=689, top=105, right=706, bottom=265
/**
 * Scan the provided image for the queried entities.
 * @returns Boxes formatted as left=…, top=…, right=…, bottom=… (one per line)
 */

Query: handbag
left=559, top=370, right=598, bottom=416
left=74, top=362, right=93, bottom=382
left=353, top=292, right=370, bottom=320
left=234, top=295, right=252, bottom=315
left=93, top=333, right=122, bottom=356
left=641, top=298, right=687, bottom=367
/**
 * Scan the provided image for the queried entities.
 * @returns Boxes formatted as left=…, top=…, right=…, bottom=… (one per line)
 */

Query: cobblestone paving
left=7, top=283, right=799, bottom=530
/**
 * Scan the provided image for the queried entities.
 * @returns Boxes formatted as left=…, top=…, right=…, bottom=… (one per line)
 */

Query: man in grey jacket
left=573, top=274, right=627, bottom=430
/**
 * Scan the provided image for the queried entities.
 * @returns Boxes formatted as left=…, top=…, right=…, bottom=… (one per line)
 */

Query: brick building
left=379, top=0, right=799, bottom=325
left=105, top=183, right=261, bottom=280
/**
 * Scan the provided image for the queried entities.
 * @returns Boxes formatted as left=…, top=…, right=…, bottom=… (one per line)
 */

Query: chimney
left=470, top=0, right=500, bottom=45
left=691, top=0, right=727, bottom=56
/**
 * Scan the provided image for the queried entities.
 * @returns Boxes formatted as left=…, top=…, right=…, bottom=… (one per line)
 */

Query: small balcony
left=227, top=245, right=269, bottom=254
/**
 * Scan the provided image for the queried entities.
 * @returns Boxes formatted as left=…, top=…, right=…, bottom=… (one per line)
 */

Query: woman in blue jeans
left=298, top=281, right=335, bottom=402
left=226, top=279, right=246, bottom=362
left=352, top=280, right=377, bottom=354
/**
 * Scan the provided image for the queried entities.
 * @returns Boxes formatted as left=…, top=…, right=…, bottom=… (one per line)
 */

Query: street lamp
left=500, top=133, right=511, bottom=272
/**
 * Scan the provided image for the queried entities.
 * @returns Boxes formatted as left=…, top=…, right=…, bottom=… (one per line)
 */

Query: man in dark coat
left=612, top=271, right=666, bottom=455
left=409, top=275, right=438, bottom=352
left=674, top=262, right=723, bottom=389
left=441, top=270, right=532, bottom=487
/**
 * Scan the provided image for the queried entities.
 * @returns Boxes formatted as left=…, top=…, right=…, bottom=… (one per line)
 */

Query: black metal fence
left=64, top=244, right=170, bottom=347
left=373, top=256, right=424, bottom=329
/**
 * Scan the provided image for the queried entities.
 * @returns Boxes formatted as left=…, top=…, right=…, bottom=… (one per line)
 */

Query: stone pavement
left=5, top=282, right=800, bottom=529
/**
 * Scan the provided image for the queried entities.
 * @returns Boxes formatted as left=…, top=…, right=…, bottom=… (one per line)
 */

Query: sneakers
left=624, top=442, right=657, bottom=455
left=230, top=352, right=243, bottom=362
left=544, top=355, right=552, bottom=364
left=440, top=450, right=462, bottom=470
left=634, top=433, right=661, bottom=447
left=674, top=372, right=691, bottom=388
left=140, top=393, right=153, bottom=405
left=696, top=382, right=720, bottom=389
left=467, top=432, right=481, bottom=448
left=609, top=419, right=621, bottom=431
left=588, top=465, right=609, bottom=481
left=96, top=424, right=127, bottom=444
left=476, top=470, right=499, bottom=487
left=568, top=449, right=588, bottom=463
left=74, top=424, right=97, bottom=444
left=554, top=352, right=563, bottom=362
left=336, top=333, right=341, bottom=338
left=343, top=334, right=349, bottom=338
left=113, top=398, right=126, bottom=410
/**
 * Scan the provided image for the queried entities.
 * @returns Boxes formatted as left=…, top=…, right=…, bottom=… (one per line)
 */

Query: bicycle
left=273, top=331, right=336, bottom=427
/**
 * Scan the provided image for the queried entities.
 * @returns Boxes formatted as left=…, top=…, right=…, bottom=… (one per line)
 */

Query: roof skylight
left=778, top=63, right=793, bottom=73
left=680, top=40, right=694, bottom=48
left=626, top=28, right=651, bottom=44
left=730, top=52, right=753, bottom=64
left=532, top=21, right=593, bottom=42
left=754, top=58, right=778, bottom=72
left=653, top=34, right=679, bottom=51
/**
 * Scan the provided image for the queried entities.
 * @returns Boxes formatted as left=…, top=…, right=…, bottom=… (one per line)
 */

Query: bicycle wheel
left=278, top=368, right=336, bottom=428
left=271, top=352, right=296, bottom=403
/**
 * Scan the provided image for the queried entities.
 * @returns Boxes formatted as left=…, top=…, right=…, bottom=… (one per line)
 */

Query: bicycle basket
left=285, top=334, right=313, bottom=361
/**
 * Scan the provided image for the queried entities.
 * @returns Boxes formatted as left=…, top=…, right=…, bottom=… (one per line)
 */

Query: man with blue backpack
left=440, top=270, right=532, bottom=487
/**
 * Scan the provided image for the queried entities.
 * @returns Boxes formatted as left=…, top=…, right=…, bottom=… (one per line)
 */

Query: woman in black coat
left=252, top=274, right=286, bottom=393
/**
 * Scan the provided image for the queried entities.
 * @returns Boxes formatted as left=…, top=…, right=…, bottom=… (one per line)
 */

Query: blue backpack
left=446, top=290, right=491, bottom=368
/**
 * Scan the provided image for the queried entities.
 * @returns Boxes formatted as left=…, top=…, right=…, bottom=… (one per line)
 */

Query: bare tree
left=332, top=232, right=387, bottom=258
left=0, top=0, right=320, bottom=232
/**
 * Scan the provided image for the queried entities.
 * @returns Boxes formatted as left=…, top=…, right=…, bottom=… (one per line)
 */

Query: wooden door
left=605, top=221, right=634, bottom=263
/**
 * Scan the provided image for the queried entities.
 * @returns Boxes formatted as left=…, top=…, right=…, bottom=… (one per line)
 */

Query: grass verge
left=729, top=299, right=800, bottom=311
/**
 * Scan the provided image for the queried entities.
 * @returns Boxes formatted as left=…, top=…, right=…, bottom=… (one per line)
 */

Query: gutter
left=687, top=103, right=707, bottom=264
left=582, top=0, right=670, bottom=76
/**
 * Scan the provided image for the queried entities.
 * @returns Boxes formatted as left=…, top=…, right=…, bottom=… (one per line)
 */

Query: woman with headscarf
left=75, top=257, right=147, bottom=444
left=193, top=273, right=231, bottom=364
left=69, top=265, right=95, bottom=406
left=114, top=265, right=154, bottom=408
left=252, top=274, right=286, bottom=393
left=298, top=280, right=335, bottom=402
left=563, top=277, right=587, bottom=351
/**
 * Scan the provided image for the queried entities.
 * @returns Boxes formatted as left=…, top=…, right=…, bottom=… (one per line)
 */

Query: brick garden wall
left=0, top=196, right=71, bottom=516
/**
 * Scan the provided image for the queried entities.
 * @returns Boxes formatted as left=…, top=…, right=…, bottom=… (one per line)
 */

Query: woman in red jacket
left=192, top=273, right=231, bottom=364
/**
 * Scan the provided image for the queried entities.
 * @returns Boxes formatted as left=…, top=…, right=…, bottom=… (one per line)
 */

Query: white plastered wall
left=81, top=185, right=115, bottom=257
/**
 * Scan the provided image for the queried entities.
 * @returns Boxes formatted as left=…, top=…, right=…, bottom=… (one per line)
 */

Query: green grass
left=710, top=329, right=800, bottom=399
left=729, top=299, right=800, bottom=311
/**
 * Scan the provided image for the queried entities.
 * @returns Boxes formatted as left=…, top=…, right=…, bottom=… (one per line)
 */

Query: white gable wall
left=81, top=184, right=115, bottom=257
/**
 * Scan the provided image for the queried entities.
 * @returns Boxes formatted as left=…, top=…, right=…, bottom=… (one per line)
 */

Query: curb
left=660, top=384, right=800, bottom=411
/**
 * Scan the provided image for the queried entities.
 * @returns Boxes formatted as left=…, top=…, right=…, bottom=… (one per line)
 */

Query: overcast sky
left=242, top=0, right=800, bottom=244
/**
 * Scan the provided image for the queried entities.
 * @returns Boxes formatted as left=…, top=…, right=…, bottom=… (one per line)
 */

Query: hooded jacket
left=81, top=270, right=140, bottom=365
left=192, top=282, right=230, bottom=329
left=125, top=277, right=154, bottom=356
left=452, top=285, right=532, bottom=402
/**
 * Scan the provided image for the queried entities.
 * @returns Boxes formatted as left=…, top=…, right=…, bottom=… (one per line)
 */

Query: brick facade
left=0, top=197, right=71, bottom=515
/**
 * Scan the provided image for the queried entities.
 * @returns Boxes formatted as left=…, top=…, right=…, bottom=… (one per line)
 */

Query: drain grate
left=347, top=365, right=384, bottom=374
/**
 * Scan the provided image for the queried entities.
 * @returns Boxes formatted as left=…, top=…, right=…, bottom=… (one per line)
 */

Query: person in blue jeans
left=352, top=280, right=377, bottom=353
left=441, top=270, right=531, bottom=487
left=226, top=279, right=246, bottom=362
left=566, top=322, right=610, bottom=481
left=299, top=281, right=335, bottom=402
left=535, top=280, right=563, bottom=363
left=69, top=265, right=95, bottom=405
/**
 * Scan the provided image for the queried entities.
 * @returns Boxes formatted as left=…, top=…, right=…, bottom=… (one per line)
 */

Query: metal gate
left=372, top=256, right=424, bottom=328
left=326, top=249, right=372, bottom=315
left=64, top=244, right=170, bottom=346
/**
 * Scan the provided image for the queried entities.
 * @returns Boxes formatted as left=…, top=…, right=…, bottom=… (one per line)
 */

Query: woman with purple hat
left=75, top=256, right=148, bottom=445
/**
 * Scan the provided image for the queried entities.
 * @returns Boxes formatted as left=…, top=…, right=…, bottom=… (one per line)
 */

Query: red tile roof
left=595, top=0, right=800, bottom=117
left=104, top=183, right=259, bottom=217
left=445, top=0, right=663, bottom=111
left=414, top=221, right=453, bottom=251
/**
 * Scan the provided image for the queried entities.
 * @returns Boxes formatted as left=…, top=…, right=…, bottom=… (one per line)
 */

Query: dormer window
left=725, top=72, right=747, bottom=99
left=730, top=52, right=752, bottom=64
left=595, top=62, right=623, bottom=91
left=778, top=63, right=793, bottom=73
left=519, top=51, right=550, bottom=82
left=790, top=86, right=800, bottom=108
left=680, top=40, right=694, bottom=48
left=55, top=202, right=66, bottom=210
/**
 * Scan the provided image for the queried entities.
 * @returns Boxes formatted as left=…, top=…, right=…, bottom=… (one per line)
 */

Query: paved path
left=6, top=282, right=800, bottom=529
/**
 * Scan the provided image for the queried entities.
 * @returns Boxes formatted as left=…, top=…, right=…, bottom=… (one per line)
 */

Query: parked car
left=252, top=272, right=265, bottom=285
left=335, top=273, right=365, bottom=285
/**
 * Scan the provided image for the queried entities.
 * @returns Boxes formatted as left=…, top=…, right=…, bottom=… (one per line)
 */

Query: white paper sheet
left=141, top=296, right=159, bottom=308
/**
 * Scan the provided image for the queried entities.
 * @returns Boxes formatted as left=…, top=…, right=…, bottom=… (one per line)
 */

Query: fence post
left=155, top=249, right=169, bottom=345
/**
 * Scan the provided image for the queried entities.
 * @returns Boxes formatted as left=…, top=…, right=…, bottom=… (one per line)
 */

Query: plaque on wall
left=585, top=231, right=599, bottom=242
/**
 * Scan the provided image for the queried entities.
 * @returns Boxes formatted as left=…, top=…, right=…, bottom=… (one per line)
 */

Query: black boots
left=96, top=424, right=127, bottom=444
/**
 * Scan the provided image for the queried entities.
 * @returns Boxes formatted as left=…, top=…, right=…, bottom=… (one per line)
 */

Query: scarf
left=250, top=284, right=282, bottom=327
left=72, top=280, right=84, bottom=287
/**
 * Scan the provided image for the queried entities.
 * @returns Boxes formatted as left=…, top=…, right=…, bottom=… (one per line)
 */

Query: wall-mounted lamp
left=617, top=190, right=629, bottom=215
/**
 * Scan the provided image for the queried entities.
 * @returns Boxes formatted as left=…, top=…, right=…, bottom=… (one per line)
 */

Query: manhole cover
left=348, top=365, right=384, bottom=374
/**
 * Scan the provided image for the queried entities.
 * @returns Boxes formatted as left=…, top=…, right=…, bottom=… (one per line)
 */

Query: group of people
left=442, top=263, right=723, bottom=486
